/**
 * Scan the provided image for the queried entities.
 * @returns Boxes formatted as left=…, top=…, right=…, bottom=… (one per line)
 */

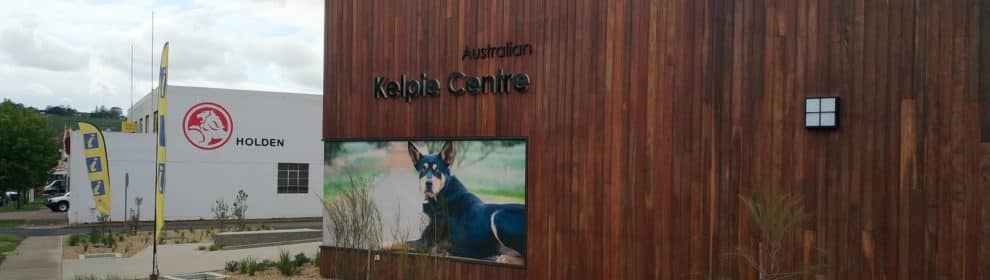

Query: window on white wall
left=277, top=163, right=309, bottom=194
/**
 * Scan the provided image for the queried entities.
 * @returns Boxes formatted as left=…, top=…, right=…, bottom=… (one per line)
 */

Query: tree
left=90, top=105, right=121, bottom=119
left=0, top=100, right=60, bottom=208
left=211, top=198, right=231, bottom=232
left=232, top=190, right=249, bottom=231
left=43, top=105, right=77, bottom=116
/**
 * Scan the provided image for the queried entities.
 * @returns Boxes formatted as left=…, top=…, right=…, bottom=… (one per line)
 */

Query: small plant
left=104, top=235, right=115, bottom=247
left=197, top=245, right=207, bottom=251
left=277, top=249, right=297, bottom=276
left=131, top=197, right=144, bottom=234
left=208, top=243, right=222, bottom=251
left=258, top=258, right=275, bottom=270
left=72, top=275, right=127, bottom=280
left=87, top=229, right=103, bottom=245
left=232, top=190, right=249, bottom=231
left=225, top=260, right=239, bottom=272
left=722, top=190, right=827, bottom=280
left=322, top=176, right=383, bottom=280
left=239, top=256, right=258, bottom=276
left=188, top=239, right=198, bottom=243
left=293, top=252, right=310, bottom=267
left=312, top=251, right=320, bottom=266
left=211, top=198, right=230, bottom=232
left=68, top=234, right=82, bottom=246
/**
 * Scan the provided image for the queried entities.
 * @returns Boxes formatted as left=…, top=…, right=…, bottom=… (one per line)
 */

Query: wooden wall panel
left=322, top=0, right=989, bottom=279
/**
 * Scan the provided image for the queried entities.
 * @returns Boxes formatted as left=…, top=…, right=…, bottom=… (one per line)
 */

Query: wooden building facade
left=321, top=0, right=990, bottom=278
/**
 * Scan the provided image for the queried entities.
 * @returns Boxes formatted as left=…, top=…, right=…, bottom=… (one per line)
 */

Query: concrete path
left=0, top=236, right=62, bottom=280
left=1, top=220, right=321, bottom=237
left=62, top=241, right=321, bottom=280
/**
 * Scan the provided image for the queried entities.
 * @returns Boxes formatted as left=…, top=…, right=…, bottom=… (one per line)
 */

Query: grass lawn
left=324, top=156, right=386, bottom=199
left=0, top=219, right=26, bottom=265
left=0, top=201, right=44, bottom=213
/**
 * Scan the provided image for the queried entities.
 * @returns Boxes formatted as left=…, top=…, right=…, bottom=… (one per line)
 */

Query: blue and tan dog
left=383, top=141, right=526, bottom=265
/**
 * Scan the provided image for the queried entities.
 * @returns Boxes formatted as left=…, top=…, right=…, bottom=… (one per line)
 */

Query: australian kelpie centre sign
left=374, top=42, right=533, bottom=102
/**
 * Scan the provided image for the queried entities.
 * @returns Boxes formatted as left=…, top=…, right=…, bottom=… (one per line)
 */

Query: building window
left=277, top=163, right=309, bottom=194
left=153, top=111, right=159, bottom=133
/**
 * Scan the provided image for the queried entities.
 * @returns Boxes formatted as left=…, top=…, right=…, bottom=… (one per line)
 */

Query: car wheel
left=57, top=202, right=69, bottom=212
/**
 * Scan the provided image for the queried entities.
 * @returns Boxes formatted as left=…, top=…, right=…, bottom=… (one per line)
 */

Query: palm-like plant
left=729, top=190, right=826, bottom=280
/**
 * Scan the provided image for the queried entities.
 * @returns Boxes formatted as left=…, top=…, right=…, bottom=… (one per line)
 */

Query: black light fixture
left=805, top=97, right=839, bottom=129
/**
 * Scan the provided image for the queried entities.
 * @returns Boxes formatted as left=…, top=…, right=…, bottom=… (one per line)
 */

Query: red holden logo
left=183, top=102, right=233, bottom=150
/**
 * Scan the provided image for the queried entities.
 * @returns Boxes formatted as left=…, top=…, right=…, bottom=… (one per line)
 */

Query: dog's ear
left=440, top=141, right=456, bottom=166
left=408, top=141, right=422, bottom=165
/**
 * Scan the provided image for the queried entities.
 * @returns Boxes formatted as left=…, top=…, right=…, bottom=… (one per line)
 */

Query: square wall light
left=805, top=97, right=839, bottom=129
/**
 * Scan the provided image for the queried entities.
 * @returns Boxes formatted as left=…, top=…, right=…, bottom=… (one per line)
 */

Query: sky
left=0, top=0, right=323, bottom=112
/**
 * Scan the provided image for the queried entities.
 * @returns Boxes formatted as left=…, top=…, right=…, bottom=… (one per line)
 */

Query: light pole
left=124, top=173, right=129, bottom=229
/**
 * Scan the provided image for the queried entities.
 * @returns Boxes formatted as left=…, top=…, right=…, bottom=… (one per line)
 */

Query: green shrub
left=68, top=234, right=83, bottom=246
left=225, top=260, right=239, bottom=272
left=293, top=252, right=310, bottom=266
left=197, top=245, right=207, bottom=251
left=72, top=275, right=126, bottom=280
left=258, top=258, right=275, bottom=270
left=87, top=229, right=102, bottom=244
left=240, top=256, right=257, bottom=275
left=277, top=250, right=297, bottom=276
left=313, top=251, right=320, bottom=266
left=208, top=243, right=222, bottom=251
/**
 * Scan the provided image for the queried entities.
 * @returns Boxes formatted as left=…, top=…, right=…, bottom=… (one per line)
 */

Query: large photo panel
left=323, top=139, right=526, bottom=266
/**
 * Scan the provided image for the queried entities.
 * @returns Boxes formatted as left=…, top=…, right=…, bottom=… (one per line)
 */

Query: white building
left=67, top=85, right=323, bottom=224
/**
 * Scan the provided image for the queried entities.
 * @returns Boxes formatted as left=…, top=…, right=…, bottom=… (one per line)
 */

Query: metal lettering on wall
left=374, top=42, right=533, bottom=102
left=374, top=69, right=530, bottom=102
left=461, top=42, right=533, bottom=60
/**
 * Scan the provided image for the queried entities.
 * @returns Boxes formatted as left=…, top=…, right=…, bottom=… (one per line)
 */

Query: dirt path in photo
left=371, top=168, right=425, bottom=244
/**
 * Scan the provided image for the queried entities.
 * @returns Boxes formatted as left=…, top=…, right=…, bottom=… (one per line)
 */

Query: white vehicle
left=45, top=192, right=70, bottom=212
left=4, top=191, right=19, bottom=202
left=42, top=179, right=65, bottom=196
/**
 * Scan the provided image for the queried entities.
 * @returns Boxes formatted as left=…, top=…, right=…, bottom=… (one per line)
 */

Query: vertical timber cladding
left=323, top=0, right=989, bottom=279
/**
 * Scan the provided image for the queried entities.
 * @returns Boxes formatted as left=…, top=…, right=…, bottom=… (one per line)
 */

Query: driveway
left=0, top=208, right=67, bottom=228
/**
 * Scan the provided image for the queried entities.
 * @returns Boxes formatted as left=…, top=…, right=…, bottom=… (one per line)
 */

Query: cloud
left=0, top=20, right=90, bottom=71
left=0, top=0, right=323, bottom=112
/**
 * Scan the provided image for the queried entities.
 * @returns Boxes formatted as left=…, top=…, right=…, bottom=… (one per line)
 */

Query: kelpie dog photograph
left=323, top=140, right=527, bottom=265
